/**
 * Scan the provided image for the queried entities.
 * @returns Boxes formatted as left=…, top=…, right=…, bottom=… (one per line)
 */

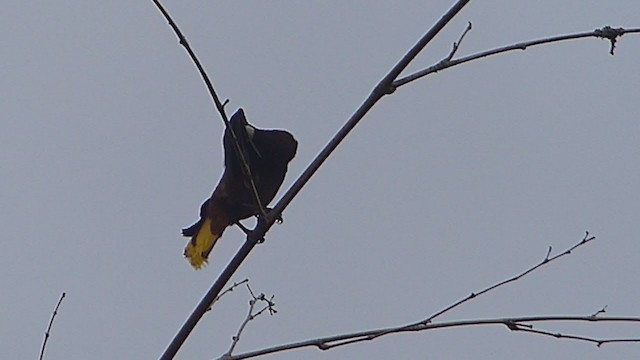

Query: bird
left=182, top=108, right=297, bottom=269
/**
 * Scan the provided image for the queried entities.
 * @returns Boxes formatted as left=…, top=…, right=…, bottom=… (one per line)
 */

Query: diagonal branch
left=367, top=231, right=595, bottom=342
left=422, top=232, right=595, bottom=322
left=394, top=26, right=640, bottom=88
left=206, top=279, right=249, bottom=312
left=446, top=21, right=473, bottom=61
left=151, top=0, right=267, bottom=219
left=158, top=1, right=472, bottom=359
left=263, top=0, right=473, bottom=232
left=39, top=292, right=66, bottom=360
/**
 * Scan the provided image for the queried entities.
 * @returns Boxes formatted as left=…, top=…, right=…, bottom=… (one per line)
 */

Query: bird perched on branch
left=182, top=108, right=297, bottom=269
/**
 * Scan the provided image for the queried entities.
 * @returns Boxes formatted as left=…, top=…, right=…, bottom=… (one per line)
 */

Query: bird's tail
left=184, top=218, right=220, bottom=269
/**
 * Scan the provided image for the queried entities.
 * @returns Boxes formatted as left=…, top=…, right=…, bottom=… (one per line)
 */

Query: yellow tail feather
left=184, top=218, right=220, bottom=270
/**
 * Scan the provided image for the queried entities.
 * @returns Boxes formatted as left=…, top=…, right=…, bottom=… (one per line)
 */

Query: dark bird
left=182, top=108, right=297, bottom=269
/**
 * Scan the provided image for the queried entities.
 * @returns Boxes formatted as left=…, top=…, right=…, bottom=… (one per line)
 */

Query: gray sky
left=2, top=1, right=639, bottom=359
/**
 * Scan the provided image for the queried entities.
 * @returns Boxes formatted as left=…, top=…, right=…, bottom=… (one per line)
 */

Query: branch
left=371, top=231, right=595, bottom=340
left=151, top=0, right=267, bottom=219
left=445, top=21, right=473, bottom=61
left=508, top=319, right=640, bottom=347
left=39, top=292, right=66, bottom=360
left=158, top=1, right=472, bottom=358
left=228, top=316, right=640, bottom=359
left=206, top=279, right=249, bottom=312
left=221, top=285, right=277, bottom=358
left=227, top=233, right=598, bottom=359
left=264, top=0, right=472, bottom=231
left=394, top=26, right=640, bottom=88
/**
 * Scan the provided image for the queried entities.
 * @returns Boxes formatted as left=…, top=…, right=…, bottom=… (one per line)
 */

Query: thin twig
left=226, top=233, right=597, bottom=358
left=446, top=21, right=473, bottom=61
left=509, top=322, right=640, bottom=347
left=591, top=305, right=608, bottom=318
left=367, top=232, right=595, bottom=342
left=224, top=294, right=257, bottom=357
left=39, top=292, right=66, bottom=360
left=221, top=285, right=277, bottom=358
left=206, top=279, right=250, bottom=312
left=394, top=26, right=640, bottom=88
left=151, top=0, right=267, bottom=219
left=158, top=1, right=472, bottom=358
left=228, top=316, right=640, bottom=359
left=424, top=231, right=595, bottom=323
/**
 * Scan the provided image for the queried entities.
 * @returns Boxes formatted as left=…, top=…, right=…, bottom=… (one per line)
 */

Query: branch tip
left=545, top=246, right=553, bottom=260
left=590, top=305, right=608, bottom=318
left=447, top=20, right=473, bottom=60
left=582, top=230, right=596, bottom=242
left=223, top=284, right=278, bottom=356
left=395, top=25, right=639, bottom=89
left=39, top=292, right=67, bottom=360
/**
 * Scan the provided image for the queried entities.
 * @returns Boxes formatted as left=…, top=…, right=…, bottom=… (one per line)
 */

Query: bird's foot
left=265, top=207, right=283, bottom=224
left=234, top=221, right=252, bottom=235
left=236, top=221, right=265, bottom=243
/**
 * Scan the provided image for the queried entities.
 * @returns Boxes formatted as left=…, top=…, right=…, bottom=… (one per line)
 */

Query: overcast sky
left=2, top=1, right=640, bottom=359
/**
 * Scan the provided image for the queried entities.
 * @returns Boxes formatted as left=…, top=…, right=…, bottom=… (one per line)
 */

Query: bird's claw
left=265, top=207, right=284, bottom=224
left=235, top=221, right=252, bottom=235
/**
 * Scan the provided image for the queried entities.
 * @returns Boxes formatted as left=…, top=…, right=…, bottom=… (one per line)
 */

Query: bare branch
left=151, top=0, right=267, bottom=219
left=446, top=21, right=473, bottom=61
left=394, top=26, right=640, bottom=88
left=590, top=305, right=608, bottom=318
left=370, top=232, right=595, bottom=341
left=508, top=320, right=640, bottom=347
left=221, top=285, right=277, bottom=359
left=227, top=233, right=599, bottom=359
left=258, top=0, right=474, bottom=236
left=206, top=279, right=250, bottom=312
left=157, top=1, right=472, bottom=358
left=229, top=316, right=640, bottom=359
left=39, top=292, right=66, bottom=360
